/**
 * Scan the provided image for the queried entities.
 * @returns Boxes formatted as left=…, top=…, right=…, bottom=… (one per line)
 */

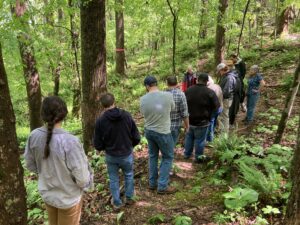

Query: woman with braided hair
left=25, top=96, right=93, bottom=225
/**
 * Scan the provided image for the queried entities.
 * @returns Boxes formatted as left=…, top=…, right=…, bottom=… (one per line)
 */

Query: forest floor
left=79, top=46, right=299, bottom=225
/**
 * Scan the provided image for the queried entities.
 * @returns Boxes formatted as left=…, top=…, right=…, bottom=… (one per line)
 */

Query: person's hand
left=184, top=126, right=189, bottom=134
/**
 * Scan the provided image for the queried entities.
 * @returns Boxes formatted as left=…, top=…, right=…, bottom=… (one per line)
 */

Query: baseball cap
left=144, top=75, right=158, bottom=86
left=216, top=63, right=227, bottom=72
left=197, top=73, right=209, bottom=82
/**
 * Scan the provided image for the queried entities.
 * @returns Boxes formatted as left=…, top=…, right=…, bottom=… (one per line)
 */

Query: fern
left=238, top=162, right=282, bottom=201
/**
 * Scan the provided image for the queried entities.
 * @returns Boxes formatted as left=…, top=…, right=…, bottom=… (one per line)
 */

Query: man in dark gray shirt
left=140, top=75, right=176, bottom=194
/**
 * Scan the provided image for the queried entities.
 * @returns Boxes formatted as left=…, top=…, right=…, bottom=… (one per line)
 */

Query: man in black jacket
left=94, top=93, right=140, bottom=209
left=184, top=73, right=220, bottom=163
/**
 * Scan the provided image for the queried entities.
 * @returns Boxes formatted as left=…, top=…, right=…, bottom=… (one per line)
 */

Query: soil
left=79, top=45, right=299, bottom=225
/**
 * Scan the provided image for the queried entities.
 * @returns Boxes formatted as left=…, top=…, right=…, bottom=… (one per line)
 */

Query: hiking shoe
left=111, top=199, right=123, bottom=211
left=125, top=198, right=135, bottom=206
left=157, top=186, right=177, bottom=195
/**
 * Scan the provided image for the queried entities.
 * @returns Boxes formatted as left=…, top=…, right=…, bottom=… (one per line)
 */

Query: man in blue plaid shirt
left=166, top=76, right=189, bottom=145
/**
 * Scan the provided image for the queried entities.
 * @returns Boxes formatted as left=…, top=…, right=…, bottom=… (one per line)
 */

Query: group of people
left=24, top=54, right=265, bottom=225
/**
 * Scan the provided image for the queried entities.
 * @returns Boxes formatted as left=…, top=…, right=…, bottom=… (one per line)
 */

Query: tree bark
left=166, top=0, right=178, bottom=74
left=17, top=33, right=43, bottom=131
left=237, top=0, right=251, bottom=55
left=284, top=89, right=300, bottom=224
left=274, top=60, right=300, bottom=144
left=68, top=0, right=81, bottom=117
left=81, top=0, right=107, bottom=152
left=275, top=6, right=293, bottom=37
left=115, top=0, right=125, bottom=76
left=13, top=1, right=43, bottom=131
left=214, top=0, right=228, bottom=66
left=0, top=43, right=27, bottom=225
left=198, top=0, right=208, bottom=42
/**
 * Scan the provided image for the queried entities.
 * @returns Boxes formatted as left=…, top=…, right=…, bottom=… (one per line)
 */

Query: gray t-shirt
left=140, top=91, right=175, bottom=134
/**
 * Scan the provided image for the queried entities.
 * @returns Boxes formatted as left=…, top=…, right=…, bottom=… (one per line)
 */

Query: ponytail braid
left=44, top=121, right=55, bottom=159
left=41, top=96, right=68, bottom=159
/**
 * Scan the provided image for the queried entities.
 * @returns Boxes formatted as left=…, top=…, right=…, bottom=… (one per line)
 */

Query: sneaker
left=111, top=199, right=123, bottom=211
left=125, top=198, right=135, bottom=206
left=157, top=186, right=177, bottom=195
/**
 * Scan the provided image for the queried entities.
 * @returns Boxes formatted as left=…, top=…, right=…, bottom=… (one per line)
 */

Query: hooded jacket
left=220, top=71, right=237, bottom=99
left=93, top=107, right=141, bottom=157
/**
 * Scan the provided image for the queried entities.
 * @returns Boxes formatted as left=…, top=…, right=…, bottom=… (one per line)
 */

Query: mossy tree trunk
left=0, top=43, right=27, bottom=225
left=81, top=0, right=107, bottom=152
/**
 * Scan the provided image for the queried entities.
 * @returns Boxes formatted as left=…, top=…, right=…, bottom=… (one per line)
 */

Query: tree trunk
left=17, top=33, right=43, bottom=131
left=215, top=0, right=228, bottom=66
left=274, top=60, right=300, bottom=144
left=69, top=0, right=82, bottom=117
left=166, top=0, right=178, bottom=74
left=237, top=0, right=251, bottom=55
left=226, top=0, right=236, bottom=54
left=81, top=0, right=107, bottom=152
left=115, top=0, right=125, bottom=76
left=284, top=95, right=300, bottom=224
left=276, top=6, right=293, bottom=37
left=198, top=0, right=207, bottom=43
left=0, top=43, right=27, bottom=225
left=13, top=1, right=43, bottom=131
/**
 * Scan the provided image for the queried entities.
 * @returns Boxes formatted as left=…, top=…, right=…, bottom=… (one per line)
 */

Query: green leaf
left=223, top=187, right=259, bottom=210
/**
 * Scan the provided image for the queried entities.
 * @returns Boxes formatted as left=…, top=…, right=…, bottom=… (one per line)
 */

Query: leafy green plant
left=262, top=205, right=280, bottom=215
left=148, top=213, right=165, bottom=224
left=238, top=162, right=282, bottom=201
left=223, top=187, right=259, bottom=210
left=173, top=215, right=192, bottom=225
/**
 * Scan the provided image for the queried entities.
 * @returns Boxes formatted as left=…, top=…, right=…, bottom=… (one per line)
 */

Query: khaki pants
left=45, top=200, right=82, bottom=225
left=219, top=99, right=233, bottom=134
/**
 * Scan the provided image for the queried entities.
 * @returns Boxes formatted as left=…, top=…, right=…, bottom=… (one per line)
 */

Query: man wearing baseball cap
left=217, top=63, right=237, bottom=134
left=140, top=75, right=176, bottom=194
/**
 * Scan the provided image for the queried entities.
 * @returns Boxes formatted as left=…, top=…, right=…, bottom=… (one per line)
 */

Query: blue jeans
left=207, top=108, right=222, bottom=142
left=145, top=129, right=174, bottom=191
left=171, top=127, right=181, bottom=146
left=106, top=153, right=134, bottom=206
left=184, top=125, right=209, bottom=159
left=246, top=93, right=259, bottom=121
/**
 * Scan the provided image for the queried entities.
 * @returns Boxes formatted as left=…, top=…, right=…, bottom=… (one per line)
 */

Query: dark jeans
left=207, top=108, right=222, bottom=142
left=246, top=93, right=259, bottom=121
left=184, top=125, right=209, bottom=159
left=145, top=129, right=174, bottom=191
left=106, top=153, right=134, bottom=206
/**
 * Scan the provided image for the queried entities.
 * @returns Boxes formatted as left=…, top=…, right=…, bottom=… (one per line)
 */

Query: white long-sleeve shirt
left=25, top=127, right=92, bottom=209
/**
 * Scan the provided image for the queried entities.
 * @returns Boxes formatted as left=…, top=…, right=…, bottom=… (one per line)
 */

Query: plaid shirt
left=166, top=87, right=189, bottom=130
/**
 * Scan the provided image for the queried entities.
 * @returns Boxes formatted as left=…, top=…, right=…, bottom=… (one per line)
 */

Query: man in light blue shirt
left=140, top=75, right=176, bottom=194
